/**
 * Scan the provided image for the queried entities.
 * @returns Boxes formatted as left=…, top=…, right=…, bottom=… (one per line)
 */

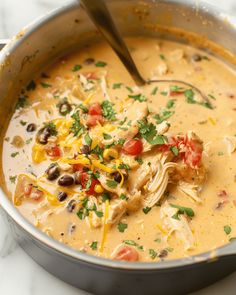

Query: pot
left=0, top=1, right=236, bottom=294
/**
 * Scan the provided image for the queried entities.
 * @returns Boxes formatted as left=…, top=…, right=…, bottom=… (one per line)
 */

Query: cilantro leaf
left=101, top=100, right=116, bottom=121
left=224, top=225, right=232, bottom=235
left=117, top=222, right=128, bottom=233
left=128, top=93, right=147, bottom=102
left=138, top=120, right=165, bottom=145
left=106, top=179, right=118, bottom=188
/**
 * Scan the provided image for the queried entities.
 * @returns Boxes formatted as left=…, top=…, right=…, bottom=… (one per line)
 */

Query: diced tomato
left=30, top=189, right=44, bottom=201
left=72, top=163, right=84, bottom=172
left=89, top=103, right=102, bottom=116
left=170, top=90, right=184, bottom=96
left=84, top=72, right=97, bottom=80
left=45, top=144, right=61, bottom=157
left=87, top=114, right=104, bottom=127
left=80, top=172, right=100, bottom=195
left=23, top=183, right=33, bottom=196
left=123, top=139, right=143, bottom=156
left=113, top=246, right=139, bottom=262
left=159, top=133, right=203, bottom=168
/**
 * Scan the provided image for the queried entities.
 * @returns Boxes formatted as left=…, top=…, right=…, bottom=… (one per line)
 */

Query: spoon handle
left=80, top=0, right=146, bottom=85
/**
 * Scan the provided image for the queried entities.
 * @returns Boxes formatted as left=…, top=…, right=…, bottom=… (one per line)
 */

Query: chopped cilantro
left=149, top=249, right=157, bottom=259
left=166, top=99, right=176, bottom=109
left=40, top=82, right=52, bottom=88
left=103, top=133, right=112, bottom=140
left=78, top=104, right=88, bottom=113
left=117, top=138, right=125, bottom=146
left=123, top=240, right=143, bottom=250
left=138, top=120, right=165, bottom=145
left=160, top=54, right=166, bottom=60
left=26, top=80, right=36, bottom=91
left=135, top=156, right=143, bottom=165
left=170, top=146, right=179, bottom=156
left=20, top=120, right=27, bottom=126
left=128, top=93, right=147, bottom=102
left=218, top=151, right=224, bottom=156
left=9, top=175, right=17, bottom=184
left=90, top=241, right=98, bottom=250
left=208, top=94, right=216, bottom=100
left=119, top=117, right=127, bottom=126
left=151, top=86, right=158, bottom=95
left=118, top=163, right=131, bottom=170
left=95, top=61, right=107, bottom=67
left=70, top=111, right=85, bottom=137
left=118, top=222, right=128, bottom=233
left=11, top=152, right=19, bottom=158
left=91, top=145, right=104, bottom=161
left=72, top=64, right=82, bottom=71
left=15, top=95, right=28, bottom=110
left=154, top=110, right=174, bottom=124
left=170, top=204, right=195, bottom=219
left=160, top=91, right=168, bottom=96
left=224, top=225, right=232, bottom=235
left=25, top=138, right=32, bottom=144
left=113, top=83, right=122, bottom=89
left=143, top=207, right=151, bottom=214
left=102, top=192, right=111, bottom=202
left=44, top=122, right=58, bottom=136
left=126, top=86, right=133, bottom=93
left=95, top=210, right=103, bottom=218
left=106, top=179, right=118, bottom=188
left=101, top=100, right=116, bottom=121
left=120, top=193, right=128, bottom=200
left=84, top=133, right=92, bottom=147
left=77, top=208, right=84, bottom=220
left=184, top=89, right=214, bottom=109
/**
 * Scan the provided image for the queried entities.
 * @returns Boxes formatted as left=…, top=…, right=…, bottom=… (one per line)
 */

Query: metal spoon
left=80, top=0, right=208, bottom=101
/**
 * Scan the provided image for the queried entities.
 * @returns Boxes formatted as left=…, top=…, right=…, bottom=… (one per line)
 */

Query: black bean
left=112, top=172, right=122, bottom=183
left=84, top=58, right=95, bottom=65
left=26, top=123, right=36, bottom=132
left=58, top=174, right=74, bottom=186
left=80, top=145, right=90, bottom=154
left=37, top=127, right=51, bottom=144
left=58, top=191, right=68, bottom=202
left=59, top=101, right=72, bottom=116
left=192, top=54, right=202, bottom=62
left=158, top=249, right=168, bottom=258
left=46, top=163, right=60, bottom=180
left=67, top=199, right=76, bottom=212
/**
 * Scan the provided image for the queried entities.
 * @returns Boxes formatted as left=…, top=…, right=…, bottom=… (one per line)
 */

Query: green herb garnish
left=149, top=249, right=157, bottom=259
left=70, top=111, right=85, bottom=137
left=84, top=133, right=92, bottom=147
left=123, top=240, right=143, bottom=251
left=106, top=179, right=118, bottom=188
left=72, top=64, right=82, bottom=72
left=9, top=175, right=17, bottom=184
left=90, top=241, right=98, bottom=250
left=170, top=204, right=195, bottom=220
left=151, top=86, right=158, bottom=96
left=113, top=83, right=122, bottom=89
left=40, top=82, right=52, bottom=88
left=95, top=61, right=107, bottom=67
left=11, top=152, right=19, bottom=158
left=103, top=133, right=112, bottom=140
left=118, top=222, right=128, bottom=233
left=224, top=225, right=232, bottom=235
left=128, top=93, right=147, bottom=102
left=101, top=100, right=116, bottom=121
left=138, top=120, right=166, bottom=145
left=143, top=207, right=151, bottom=214
left=26, top=80, right=36, bottom=91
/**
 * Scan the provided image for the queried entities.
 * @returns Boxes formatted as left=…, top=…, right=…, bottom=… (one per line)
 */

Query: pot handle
left=0, top=39, right=9, bottom=50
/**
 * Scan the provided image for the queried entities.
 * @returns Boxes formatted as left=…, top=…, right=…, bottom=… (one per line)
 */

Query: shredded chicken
left=177, top=181, right=202, bottom=203
left=160, top=201, right=194, bottom=250
left=224, top=135, right=236, bottom=154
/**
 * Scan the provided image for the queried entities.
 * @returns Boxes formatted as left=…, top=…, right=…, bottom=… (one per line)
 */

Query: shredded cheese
left=100, top=199, right=110, bottom=252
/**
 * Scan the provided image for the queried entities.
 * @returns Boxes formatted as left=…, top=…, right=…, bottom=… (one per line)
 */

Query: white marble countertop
left=0, top=1, right=236, bottom=294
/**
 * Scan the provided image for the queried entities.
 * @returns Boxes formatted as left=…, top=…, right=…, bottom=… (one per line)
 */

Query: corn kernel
left=94, top=184, right=104, bottom=194
left=103, top=148, right=119, bottom=160
left=32, top=144, right=46, bottom=163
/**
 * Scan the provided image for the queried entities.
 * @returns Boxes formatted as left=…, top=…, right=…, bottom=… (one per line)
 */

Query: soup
left=2, top=38, right=236, bottom=262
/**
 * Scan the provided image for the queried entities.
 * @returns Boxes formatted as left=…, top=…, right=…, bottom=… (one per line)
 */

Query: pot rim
left=0, top=0, right=236, bottom=271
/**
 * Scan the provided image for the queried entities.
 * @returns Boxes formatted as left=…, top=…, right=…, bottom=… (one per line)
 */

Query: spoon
left=80, top=0, right=208, bottom=101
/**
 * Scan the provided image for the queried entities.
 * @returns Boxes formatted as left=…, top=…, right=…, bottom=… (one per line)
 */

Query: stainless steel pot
left=0, top=1, right=236, bottom=294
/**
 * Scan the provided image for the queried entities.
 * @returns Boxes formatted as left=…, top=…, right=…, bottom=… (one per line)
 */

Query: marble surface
left=1, top=1, right=236, bottom=294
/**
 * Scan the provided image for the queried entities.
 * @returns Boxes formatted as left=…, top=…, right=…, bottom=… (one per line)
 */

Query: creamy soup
left=2, top=38, right=236, bottom=262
